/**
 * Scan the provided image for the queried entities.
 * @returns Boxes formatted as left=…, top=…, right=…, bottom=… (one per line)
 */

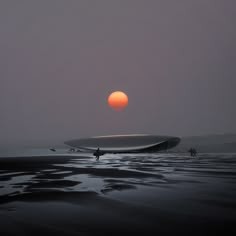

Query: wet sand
left=0, top=153, right=236, bottom=235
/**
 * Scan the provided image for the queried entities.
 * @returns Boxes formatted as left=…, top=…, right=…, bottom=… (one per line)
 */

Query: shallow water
left=0, top=152, right=236, bottom=235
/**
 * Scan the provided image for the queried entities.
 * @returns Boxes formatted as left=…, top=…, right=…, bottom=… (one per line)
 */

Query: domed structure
left=65, top=134, right=181, bottom=153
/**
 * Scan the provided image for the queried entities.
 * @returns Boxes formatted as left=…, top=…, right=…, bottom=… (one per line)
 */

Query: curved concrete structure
left=65, top=134, right=181, bottom=153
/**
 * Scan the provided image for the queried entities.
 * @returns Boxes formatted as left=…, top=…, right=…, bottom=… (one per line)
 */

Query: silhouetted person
left=188, top=148, right=197, bottom=157
left=94, top=148, right=101, bottom=160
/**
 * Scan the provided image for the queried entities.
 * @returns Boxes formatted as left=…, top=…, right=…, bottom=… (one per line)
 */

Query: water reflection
left=0, top=153, right=236, bottom=234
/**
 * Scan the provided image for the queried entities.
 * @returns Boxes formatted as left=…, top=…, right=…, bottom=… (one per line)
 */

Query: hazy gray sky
left=1, top=0, right=236, bottom=147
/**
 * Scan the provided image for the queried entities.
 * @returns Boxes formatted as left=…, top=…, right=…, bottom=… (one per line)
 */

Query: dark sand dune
left=0, top=153, right=236, bottom=235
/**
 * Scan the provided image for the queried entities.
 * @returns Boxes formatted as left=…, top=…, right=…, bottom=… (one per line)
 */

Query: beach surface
left=0, top=152, right=236, bottom=235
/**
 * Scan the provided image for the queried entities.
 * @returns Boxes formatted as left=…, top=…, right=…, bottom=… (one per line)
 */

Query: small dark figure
left=50, top=148, right=56, bottom=152
left=94, top=148, right=101, bottom=160
left=188, top=148, right=197, bottom=157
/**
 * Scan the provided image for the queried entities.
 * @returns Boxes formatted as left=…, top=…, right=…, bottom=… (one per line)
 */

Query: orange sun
left=108, top=91, right=129, bottom=111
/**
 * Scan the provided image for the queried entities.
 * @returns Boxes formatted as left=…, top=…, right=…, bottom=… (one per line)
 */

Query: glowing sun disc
left=108, top=91, right=128, bottom=111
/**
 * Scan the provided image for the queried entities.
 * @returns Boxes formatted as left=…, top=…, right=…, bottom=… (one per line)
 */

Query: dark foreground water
left=0, top=152, right=236, bottom=235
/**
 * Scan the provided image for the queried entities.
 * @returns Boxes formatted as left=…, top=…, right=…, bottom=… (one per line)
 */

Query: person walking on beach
left=94, top=148, right=101, bottom=160
left=188, top=148, right=197, bottom=157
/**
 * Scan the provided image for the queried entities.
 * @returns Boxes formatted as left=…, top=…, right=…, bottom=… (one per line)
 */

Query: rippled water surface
left=0, top=152, right=236, bottom=235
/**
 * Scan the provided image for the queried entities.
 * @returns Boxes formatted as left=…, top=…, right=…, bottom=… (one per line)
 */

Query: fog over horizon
left=1, top=1, right=236, bottom=148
